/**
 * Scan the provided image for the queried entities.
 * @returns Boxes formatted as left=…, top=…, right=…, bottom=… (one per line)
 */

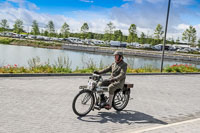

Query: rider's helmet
left=113, top=51, right=124, bottom=59
left=113, top=51, right=123, bottom=56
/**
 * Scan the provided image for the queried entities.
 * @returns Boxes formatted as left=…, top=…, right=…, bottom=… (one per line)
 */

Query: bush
left=164, top=64, right=200, bottom=73
left=0, top=37, right=14, bottom=44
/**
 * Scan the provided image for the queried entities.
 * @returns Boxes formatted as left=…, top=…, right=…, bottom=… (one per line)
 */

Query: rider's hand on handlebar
left=93, top=70, right=100, bottom=74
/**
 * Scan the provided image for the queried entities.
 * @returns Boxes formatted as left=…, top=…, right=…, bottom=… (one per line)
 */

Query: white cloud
left=5, top=0, right=39, bottom=10
left=1, top=0, right=200, bottom=41
left=28, top=3, right=40, bottom=10
left=109, top=0, right=200, bottom=40
left=0, top=4, right=111, bottom=34
left=174, top=24, right=190, bottom=31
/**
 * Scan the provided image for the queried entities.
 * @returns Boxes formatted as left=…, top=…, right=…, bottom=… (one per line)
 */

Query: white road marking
left=129, top=118, right=200, bottom=133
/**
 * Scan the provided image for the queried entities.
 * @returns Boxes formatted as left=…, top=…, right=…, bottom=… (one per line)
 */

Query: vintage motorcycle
left=72, top=74, right=133, bottom=117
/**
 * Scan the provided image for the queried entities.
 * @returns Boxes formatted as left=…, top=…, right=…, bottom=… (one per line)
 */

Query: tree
left=46, top=20, right=55, bottom=37
left=182, top=25, right=196, bottom=45
left=0, top=19, right=9, bottom=31
left=171, top=38, right=175, bottom=44
left=154, top=24, right=164, bottom=39
left=128, top=24, right=137, bottom=43
left=44, top=30, right=49, bottom=36
left=113, top=30, right=123, bottom=41
left=176, top=37, right=180, bottom=44
left=60, top=22, right=70, bottom=38
left=81, top=23, right=89, bottom=33
left=140, top=32, right=146, bottom=44
left=86, top=32, right=94, bottom=39
left=197, top=39, right=200, bottom=48
left=13, top=19, right=23, bottom=34
left=104, top=22, right=115, bottom=41
left=31, top=20, right=40, bottom=35
left=80, top=23, right=89, bottom=39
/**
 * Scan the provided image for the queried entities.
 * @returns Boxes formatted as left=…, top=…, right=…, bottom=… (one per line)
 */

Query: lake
left=0, top=44, right=200, bottom=70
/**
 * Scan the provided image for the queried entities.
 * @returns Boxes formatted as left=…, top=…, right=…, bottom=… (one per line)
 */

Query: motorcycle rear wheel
left=112, top=90, right=130, bottom=111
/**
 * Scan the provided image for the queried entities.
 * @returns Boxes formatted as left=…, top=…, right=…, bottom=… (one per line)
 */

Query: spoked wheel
left=112, top=90, right=130, bottom=111
left=72, top=90, right=95, bottom=117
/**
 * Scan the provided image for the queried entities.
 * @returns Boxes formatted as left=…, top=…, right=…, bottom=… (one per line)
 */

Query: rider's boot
left=105, top=94, right=113, bottom=110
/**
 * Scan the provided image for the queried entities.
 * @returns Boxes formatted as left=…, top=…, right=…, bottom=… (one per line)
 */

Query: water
left=0, top=44, right=200, bottom=70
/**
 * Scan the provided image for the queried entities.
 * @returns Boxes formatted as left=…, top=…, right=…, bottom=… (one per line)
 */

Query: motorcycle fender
left=123, top=88, right=130, bottom=95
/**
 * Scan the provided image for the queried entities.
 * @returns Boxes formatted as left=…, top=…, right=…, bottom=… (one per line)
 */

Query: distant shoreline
left=1, top=36, right=200, bottom=62
left=62, top=44, right=200, bottom=62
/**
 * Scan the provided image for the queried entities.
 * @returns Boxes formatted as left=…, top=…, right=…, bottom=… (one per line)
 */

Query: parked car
left=110, top=41, right=120, bottom=47
left=177, top=47, right=190, bottom=53
left=43, top=36, right=51, bottom=41
left=120, top=42, right=127, bottom=48
left=36, top=35, right=44, bottom=40
left=91, top=39, right=105, bottom=45
left=27, top=35, right=36, bottom=39
left=142, top=44, right=151, bottom=49
left=67, top=37, right=83, bottom=44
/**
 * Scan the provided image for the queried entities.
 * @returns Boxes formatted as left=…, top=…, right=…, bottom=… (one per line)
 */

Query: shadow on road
left=78, top=110, right=168, bottom=125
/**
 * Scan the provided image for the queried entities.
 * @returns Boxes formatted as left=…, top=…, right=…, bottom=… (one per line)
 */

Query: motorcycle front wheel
left=72, top=89, right=95, bottom=117
left=112, top=90, right=130, bottom=111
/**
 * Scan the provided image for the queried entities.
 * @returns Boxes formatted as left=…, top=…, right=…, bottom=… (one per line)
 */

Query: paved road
left=0, top=75, right=200, bottom=133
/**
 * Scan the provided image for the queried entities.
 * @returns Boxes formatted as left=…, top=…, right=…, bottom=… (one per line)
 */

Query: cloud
left=80, top=0, right=94, bottom=3
left=5, top=0, right=39, bottom=10
left=174, top=24, right=190, bottom=31
left=0, top=3, right=110, bottom=34
left=109, top=0, right=200, bottom=39
left=28, top=3, right=40, bottom=10
left=1, top=0, right=200, bottom=41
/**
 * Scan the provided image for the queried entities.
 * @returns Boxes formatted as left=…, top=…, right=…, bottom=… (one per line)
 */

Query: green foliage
left=182, top=26, right=197, bottom=45
left=46, top=20, right=55, bottom=37
left=31, top=20, right=40, bottom=35
left=154, top=24, right=164, bottom=40
left=198, top=39, right=200, bottom=48
left=128, top=24, right=137, bottom=43
left=53, top=56, right=71, bottom=69
left=139, top=32, right=146, bottom=44
left=61, top=22, right=70, bottom=38
left=0, top=37, right=14, bottom=44
left=176, top=37, right=180, bottom=44
left=13, top=19, right=24, bottom=34
left=113, top=30, right=123, bottom=41
left=104, top=22, right=115, bottom=41
left=81, top=22, right=89, bottom=33
left=0, top=19, right=9, bottom=31
left=127, top=65, right=160, bottom=73
left=164, top=64, right=199, bottom=73
left=1, top=61, right=200, bottom=74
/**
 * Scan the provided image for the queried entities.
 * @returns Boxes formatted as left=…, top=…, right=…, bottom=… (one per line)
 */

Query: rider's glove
left=93, top=70, right=100, bottom=74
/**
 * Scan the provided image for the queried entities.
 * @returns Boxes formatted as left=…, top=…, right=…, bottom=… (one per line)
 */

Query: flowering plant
left=164, top=64, right=199, bottom=73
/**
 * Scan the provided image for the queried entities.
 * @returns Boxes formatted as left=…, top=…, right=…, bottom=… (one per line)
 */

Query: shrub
left=164, top=64, right=200, bottom=73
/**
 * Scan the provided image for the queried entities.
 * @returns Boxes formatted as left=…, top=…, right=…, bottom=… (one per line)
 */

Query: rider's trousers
left=98, top=80, right=122, bottom=95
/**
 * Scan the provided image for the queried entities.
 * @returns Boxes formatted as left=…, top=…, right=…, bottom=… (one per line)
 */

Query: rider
left=94, top=51, right=127, bottom=109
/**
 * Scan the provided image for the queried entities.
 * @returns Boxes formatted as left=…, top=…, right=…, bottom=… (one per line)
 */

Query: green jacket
left=99, top=60, right=127, bottom=88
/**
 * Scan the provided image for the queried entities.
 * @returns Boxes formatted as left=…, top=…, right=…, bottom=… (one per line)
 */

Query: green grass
left=1, top=62, right=199, bottom=74
left=0, top=37, right=14, bottom=44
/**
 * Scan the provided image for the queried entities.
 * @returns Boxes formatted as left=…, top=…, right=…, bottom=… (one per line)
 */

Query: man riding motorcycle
left=94, top=51, right=127, bottom=109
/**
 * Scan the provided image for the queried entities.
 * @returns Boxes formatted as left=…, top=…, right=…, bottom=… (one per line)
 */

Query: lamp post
left=160, top=0, right=171, bottom=72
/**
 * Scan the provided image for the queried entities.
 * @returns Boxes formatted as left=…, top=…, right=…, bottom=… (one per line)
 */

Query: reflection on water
left=0, top=44, right=200, bottom=70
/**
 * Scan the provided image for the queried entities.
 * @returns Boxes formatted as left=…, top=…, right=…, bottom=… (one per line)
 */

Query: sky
left=1, top=0, right=200, bottom=41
